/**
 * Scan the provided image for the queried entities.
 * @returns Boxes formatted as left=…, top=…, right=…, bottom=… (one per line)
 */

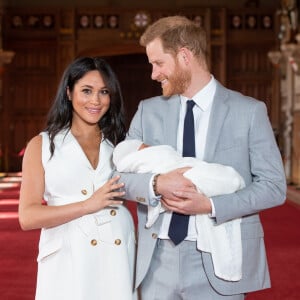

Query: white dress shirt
left=150, top=76, right=217, bottom=240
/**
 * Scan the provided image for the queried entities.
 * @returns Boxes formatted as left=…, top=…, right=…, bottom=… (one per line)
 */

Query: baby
left=113, top=139, right=245, bottom=281
left=113, top=139, right=244, bottom=199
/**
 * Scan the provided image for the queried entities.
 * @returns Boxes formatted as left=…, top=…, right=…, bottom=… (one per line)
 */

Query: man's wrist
left=208, top=197, right=216, bottom=217
left=152, top=173, right=161, bottom=197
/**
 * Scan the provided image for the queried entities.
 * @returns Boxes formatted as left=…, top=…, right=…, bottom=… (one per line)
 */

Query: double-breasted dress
left=35, top=130, right=136, bottom=300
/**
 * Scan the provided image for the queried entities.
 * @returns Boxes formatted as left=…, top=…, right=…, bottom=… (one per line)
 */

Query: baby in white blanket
left=113, top=139, right=245, bottom=281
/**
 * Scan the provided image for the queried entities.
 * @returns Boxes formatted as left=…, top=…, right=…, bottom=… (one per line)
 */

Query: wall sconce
left=267, top=50, right=282, bottom=66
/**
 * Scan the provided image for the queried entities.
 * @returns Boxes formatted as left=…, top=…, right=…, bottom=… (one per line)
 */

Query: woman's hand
left=83, top=175, right=125, bottom=214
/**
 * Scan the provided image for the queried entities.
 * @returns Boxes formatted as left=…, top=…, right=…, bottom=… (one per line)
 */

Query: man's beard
left=162, top=63, right=191, bottom=97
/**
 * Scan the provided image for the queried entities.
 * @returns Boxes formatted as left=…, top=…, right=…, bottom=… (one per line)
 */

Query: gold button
left=81, top=189, right=87, bottom=195
left=91, top=239, right=97, bottom=246
left=152, top=233, right=158, bottom=239
left=114, top=239, right=121, bottom=245
left=110, top=209, right=116, bottom=216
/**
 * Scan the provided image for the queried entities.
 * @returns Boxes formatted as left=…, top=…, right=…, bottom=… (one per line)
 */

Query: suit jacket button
left=91, top=239, right=97, bottom=246
left=152, top=233, right=158, bottom=239
left=136, top=196, right=145, bottom=203
left=81, top=189, right=87, bottom=195
left=110, top=209, right=117, bottom=216
left=115, top=239, right=121, bottom=245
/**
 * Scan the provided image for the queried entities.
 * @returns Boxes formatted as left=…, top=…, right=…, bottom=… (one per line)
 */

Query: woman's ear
left=66, top=87, right=71, bottom=101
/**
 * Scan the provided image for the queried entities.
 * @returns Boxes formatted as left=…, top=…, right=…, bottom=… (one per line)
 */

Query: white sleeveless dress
left=35, top=130, right=137, bottom=300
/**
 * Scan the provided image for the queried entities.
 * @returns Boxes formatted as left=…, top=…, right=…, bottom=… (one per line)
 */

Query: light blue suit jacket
left=117, top=81, right=286, bottom=295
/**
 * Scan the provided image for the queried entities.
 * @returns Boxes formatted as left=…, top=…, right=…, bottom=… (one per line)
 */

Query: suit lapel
left=160, top=85, right=229, bottom=161
left=204, top=82, right=230, bottom=161
left=163, top=95, right=181, bottom=148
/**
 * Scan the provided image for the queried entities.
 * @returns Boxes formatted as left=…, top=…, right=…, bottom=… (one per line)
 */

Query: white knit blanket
left=113, top=140, right=245, bottom=281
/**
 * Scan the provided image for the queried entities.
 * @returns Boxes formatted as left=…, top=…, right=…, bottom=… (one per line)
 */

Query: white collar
left=180, top=75, right=216, bottom=111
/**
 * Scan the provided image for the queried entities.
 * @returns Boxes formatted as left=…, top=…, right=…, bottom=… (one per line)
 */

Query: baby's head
left=138, top=143, right=150, bottom=151
left=113, top=139, right=144, bottom=167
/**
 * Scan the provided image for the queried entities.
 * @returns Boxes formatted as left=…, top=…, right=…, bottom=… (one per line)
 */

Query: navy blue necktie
left=168, top=100, right=196, bottom=245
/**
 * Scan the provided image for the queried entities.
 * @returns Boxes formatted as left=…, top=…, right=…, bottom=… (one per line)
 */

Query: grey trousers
left=140, top=239, right=245, bottom=300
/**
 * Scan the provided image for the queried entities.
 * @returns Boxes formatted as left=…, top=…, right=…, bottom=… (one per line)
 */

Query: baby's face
left=138, top=143, right=150, bottom=151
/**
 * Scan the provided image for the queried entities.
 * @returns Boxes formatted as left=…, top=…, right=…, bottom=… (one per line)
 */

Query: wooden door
left=2, top=41, right=57, bottom=171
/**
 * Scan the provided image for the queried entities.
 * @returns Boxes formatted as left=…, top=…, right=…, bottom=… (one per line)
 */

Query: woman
left=18, top=57, right=137, bottom=300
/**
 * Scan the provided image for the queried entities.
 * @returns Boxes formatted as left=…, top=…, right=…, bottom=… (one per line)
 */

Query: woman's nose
left=91, top=93, right=101, bottom=104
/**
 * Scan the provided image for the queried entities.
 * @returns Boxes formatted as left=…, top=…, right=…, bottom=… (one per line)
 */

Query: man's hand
left=161, top=189, right=212, bottom=215
left=156, top=167, right=194, bottom=199
left=156, top=167, right=212, bottom=215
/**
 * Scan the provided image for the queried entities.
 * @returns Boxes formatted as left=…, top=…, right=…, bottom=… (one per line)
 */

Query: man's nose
left=151, top=66, right=159, bottom=80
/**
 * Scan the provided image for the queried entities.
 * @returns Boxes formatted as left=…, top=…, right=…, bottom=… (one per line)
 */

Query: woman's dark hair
left=45, top=56, right=126, bottom=156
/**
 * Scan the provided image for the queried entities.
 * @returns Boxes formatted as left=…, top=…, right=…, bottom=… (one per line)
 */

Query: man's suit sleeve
left=114, top=100, right=159, bottom=207
left=212, top=101, right=286, bottom=224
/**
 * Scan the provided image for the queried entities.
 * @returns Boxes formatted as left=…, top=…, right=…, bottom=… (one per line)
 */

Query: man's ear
left=179, top=47, right=190, bottom=65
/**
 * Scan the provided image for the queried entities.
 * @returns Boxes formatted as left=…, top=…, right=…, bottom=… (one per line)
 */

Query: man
left=117, top=16, right=286, bottom=299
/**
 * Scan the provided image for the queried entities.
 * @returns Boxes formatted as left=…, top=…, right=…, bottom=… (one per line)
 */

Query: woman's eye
left=82, top=88, right=92, bottom=94
left=100, top=89, right=110, bottom=95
